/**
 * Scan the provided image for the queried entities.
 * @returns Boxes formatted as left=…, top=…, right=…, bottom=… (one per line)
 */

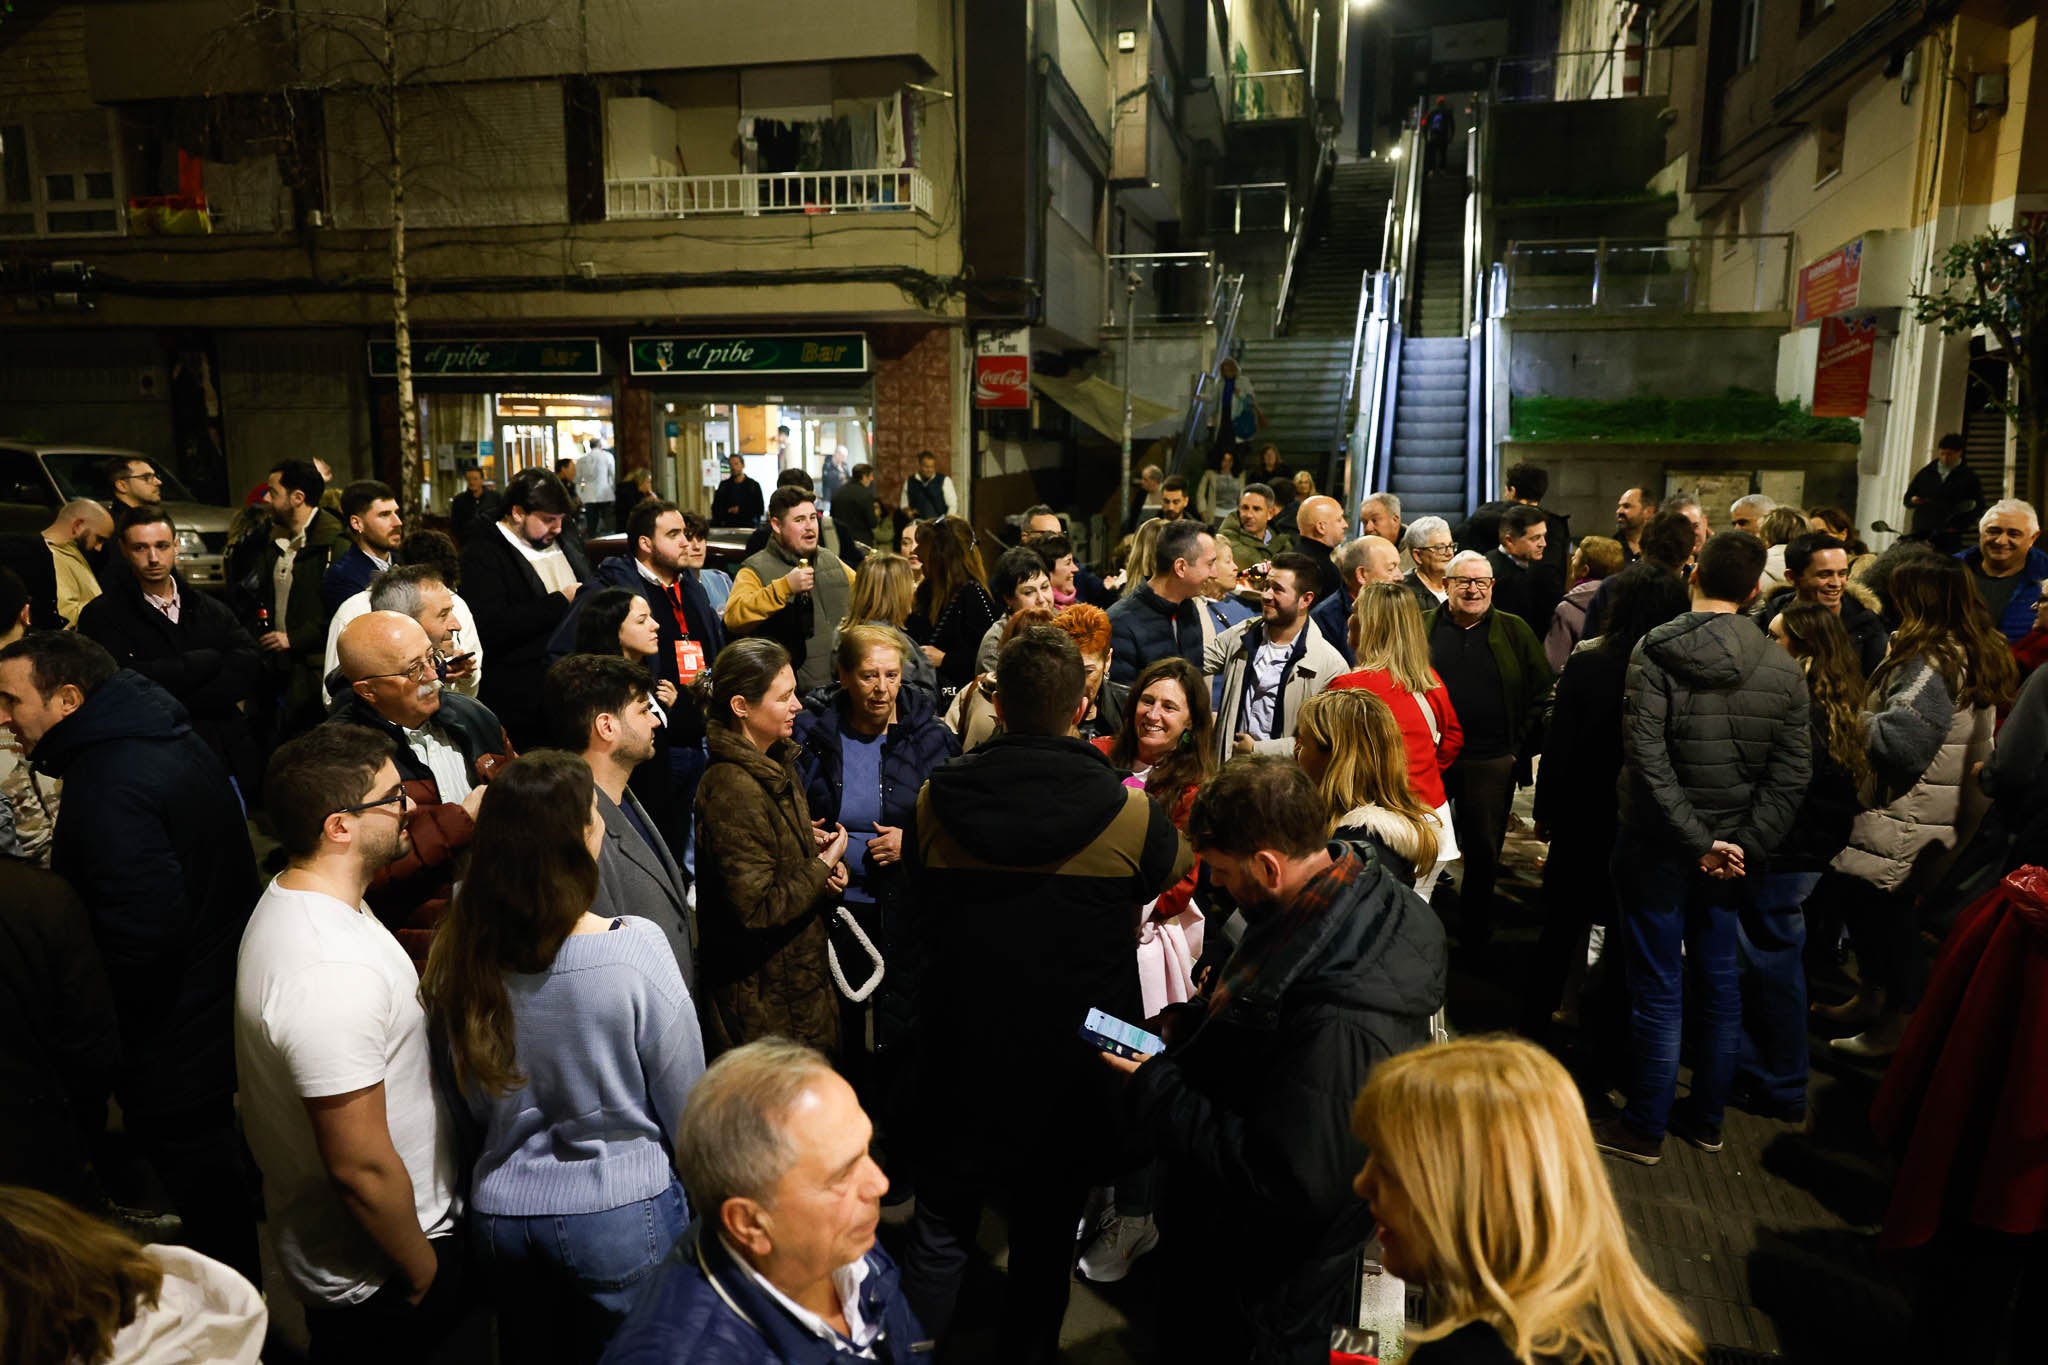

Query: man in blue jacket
left=0, top=630, right=260, bottom=1281
left=1106, top=518, right=1217, bottom=685
left=1957, top=498, right=2047, bottom=642
left=320, top=479, right=404, bottom=611
left=604, top=1039, right=927, bottom=1364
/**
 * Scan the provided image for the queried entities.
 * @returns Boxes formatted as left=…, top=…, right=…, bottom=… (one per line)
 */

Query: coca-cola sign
left=974, top=328, right=1030, bottom=409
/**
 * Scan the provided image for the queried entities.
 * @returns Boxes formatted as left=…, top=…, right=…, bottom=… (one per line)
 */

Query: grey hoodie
left=1618, top=609, right=1812, bottom=864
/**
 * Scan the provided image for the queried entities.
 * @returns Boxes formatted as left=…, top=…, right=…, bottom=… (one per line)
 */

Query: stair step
left=1394, top=419, right=1466, bottom=440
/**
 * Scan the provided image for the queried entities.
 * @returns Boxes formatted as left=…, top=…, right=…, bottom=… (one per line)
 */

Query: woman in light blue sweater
left=420, top=751, right=706, bottom=1365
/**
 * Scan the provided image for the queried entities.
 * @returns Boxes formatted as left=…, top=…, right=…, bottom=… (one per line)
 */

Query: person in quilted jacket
left=693, top=639, right=850, bottom=1059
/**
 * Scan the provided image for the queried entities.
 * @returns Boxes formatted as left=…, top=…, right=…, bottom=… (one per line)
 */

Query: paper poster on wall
left=1812, top=314, right=1877, bottom=418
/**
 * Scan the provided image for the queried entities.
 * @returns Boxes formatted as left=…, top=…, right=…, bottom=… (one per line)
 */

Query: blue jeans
left=1735, top=870, right=1821, bottom=1110
left=670, top=741, right=708, bottom=877
left=473, top=1180, right=688, bottom=1365
left=1614, top=844, right=1743, bottom=1140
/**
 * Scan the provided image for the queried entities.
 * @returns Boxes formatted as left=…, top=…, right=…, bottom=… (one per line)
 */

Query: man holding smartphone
left=901, top=625, right=1190, bottom=1362
left=1102, top=755, right=1445, bottom=1363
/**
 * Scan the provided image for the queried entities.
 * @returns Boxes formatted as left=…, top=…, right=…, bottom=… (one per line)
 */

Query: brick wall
left=871, top=324, right=955, bottom=508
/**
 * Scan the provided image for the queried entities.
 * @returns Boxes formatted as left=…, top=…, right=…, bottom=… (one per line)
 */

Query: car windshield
left=43, top=451, right=199, bottom=504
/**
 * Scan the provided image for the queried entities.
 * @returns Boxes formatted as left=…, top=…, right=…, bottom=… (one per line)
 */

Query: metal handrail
left=1357, top=272, right=1399, bottom=509
left=1394, top=99, right=1426, bottom=331
left=1214, top=181, right=1292, bottom=234
left=1174, top=271, right=1247, bottom=479
left=1102, top=250, right=1221, bottom=328
left=1328, top=267, right=1374, bottom=496
left=1272, top=137, right=1334, bottom=335
left=1503, top=233, right=1796, bottom=314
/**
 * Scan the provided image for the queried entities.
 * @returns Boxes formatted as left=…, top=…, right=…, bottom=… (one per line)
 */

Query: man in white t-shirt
left=234, top=724, right=464, bottom=1360
left=577, top=438, right=616, bottom=539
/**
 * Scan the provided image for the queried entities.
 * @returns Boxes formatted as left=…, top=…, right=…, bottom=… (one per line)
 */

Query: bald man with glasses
left=324, top=611, right=510, bottom=963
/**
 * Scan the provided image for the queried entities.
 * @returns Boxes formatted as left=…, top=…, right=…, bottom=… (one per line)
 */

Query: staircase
left=1383, top=168, right=1473, bottom=522
left=1236, top=162, right=1397, bottom=481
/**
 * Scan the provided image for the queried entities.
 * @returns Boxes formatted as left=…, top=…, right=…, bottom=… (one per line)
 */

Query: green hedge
left=1510, top=390, right=1863, bottom=444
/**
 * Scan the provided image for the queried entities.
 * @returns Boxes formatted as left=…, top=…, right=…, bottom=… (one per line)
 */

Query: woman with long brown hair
left=419, top=751, right=705, bottom=1364
left=1352, top=1037, right=1704, bottom=1365
left=906, top=515, right=999, bottom=695
left=1294, top=688, right=1441, bottom=889
left=1734, top=602, right=1871, bottom=1121
left=1827, top=556, right=2018, bottom=1058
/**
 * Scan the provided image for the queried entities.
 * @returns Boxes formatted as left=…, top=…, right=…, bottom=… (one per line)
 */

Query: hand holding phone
left=1081, top=1006, right=1164, bottom=1062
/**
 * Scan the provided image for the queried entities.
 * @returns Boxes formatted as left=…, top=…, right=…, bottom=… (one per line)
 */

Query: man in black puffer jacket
left=1597, top=532, right=1811, bottom=1167
left=1109, top=755, right=1445, bottom=1365
left=902, top=625, right=1189, bottom=1363
left=0, top=633, right=259, bottom=1280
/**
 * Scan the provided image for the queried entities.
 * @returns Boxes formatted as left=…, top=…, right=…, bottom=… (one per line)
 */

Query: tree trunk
left=386, top=6, right=424, bottom=518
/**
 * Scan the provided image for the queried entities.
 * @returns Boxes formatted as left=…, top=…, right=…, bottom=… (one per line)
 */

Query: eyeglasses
left=336, top=786, right=409, bottom=817
left=361, top=655, right=440, bottom=686
left=1414, top=543, right=1456, bottom=557
left=120, top=470, right=162, bottom=484
left=1446, top=577, right=1494, bottom=590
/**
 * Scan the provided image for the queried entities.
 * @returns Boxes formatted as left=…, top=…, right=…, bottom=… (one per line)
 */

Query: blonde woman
left=1328, top=581, right=1462, bottom=894
left=1352, top=1038, right=1705, bottom=1365
left=1296, top=689, right=1440, bottom=890
left=837, top=550, right=938, bottom=697
left=1119, top=516, right=1165, bottom=598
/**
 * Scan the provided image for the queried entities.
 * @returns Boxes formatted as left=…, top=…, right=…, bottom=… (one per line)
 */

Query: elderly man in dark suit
left=458, top=466, right=590, bottom=749
left=548, top=655, right=695, bottom=991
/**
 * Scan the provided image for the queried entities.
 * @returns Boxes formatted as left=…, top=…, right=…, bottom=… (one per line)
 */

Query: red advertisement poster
left=1796, top=237, right=1864, bottom=327
left=1812, top=314, right=1876, bottom=419
left=974, top=329, right=1030, bottom=409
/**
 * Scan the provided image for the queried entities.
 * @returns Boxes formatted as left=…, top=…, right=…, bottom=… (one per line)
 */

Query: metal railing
left=1490, top=48, right=1672, bottom=104
left=1352, top=272, right=1400, bottom=517
left=1174, top=271, right=1248, bottom=480
left=1273, top=139, right=1334, bottom=334
left=1504, top=234, right=1796, bottom=314
left=605, top=168, right=933, bottom=221
left=1229, top=68, right=1309, bottom=122
left=1328, top=267, right=1375, bottom=495
left=1214, top=181, right=1292, bottom=234
left=1102, top=250, right=1220, bottom=329
left=1393, top=99, right=1426, bottom=331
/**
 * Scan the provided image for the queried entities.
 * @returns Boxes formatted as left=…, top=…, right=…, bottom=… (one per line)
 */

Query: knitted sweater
left=467, top=916, right=706, bottom=1217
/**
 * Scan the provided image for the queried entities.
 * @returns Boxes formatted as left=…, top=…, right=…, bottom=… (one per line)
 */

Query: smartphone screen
left=1081, top=1006, right=1164, bottom=1061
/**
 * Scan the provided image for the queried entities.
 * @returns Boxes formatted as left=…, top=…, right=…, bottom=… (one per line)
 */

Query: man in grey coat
left=1595, top=531, right=1810, bottom=1167
left=547, top=655, right=696, bottom=991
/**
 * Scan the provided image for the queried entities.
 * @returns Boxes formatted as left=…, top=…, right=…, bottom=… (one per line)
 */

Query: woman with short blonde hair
left=1352, top=1038, right=1704, bottom=1365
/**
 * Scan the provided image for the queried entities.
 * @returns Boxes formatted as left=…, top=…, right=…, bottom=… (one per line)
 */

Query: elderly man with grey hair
left=1425, top=550, right=1554, bottom=952
left=1729, top=493, right=1775, bottom=537
left=1402, top=515, right=1456, bottom=613
left=603, top=1038, right=928, bottom=1364
left=1959, top=496, right=2048, bottom=641
left=1309, top=535, right=1402, bottom=665
left=322, top=535, right=484, bottom=697
left=1360, top=490, right=1404, bottom=547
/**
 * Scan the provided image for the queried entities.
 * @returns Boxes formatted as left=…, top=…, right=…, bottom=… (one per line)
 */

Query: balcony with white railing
left=605, top=168, right=934, bottom=222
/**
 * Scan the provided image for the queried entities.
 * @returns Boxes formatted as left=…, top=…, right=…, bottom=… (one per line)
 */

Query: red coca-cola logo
left=974, top=356, right=1029, bottom=408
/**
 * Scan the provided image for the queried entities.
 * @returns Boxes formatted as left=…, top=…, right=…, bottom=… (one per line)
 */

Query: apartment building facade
left=1647, top=0, right=2048, bottom=520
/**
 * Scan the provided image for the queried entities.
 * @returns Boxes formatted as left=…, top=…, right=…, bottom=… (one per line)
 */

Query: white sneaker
left=1076, top=1213, right=1159, bottom=1283
left=1075, top=1185, right=1111, bottom=1244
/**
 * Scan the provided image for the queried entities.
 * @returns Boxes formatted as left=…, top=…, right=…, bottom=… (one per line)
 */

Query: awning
left=1031, top=372, right=1181, bottom=442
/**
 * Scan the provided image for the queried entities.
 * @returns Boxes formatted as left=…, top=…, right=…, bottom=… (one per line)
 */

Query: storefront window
left=660, top=398, right=872, bottom=520
left=416, top=389, right=614, bottom=512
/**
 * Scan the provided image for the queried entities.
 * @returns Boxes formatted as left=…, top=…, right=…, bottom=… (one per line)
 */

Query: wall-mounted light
left=1117, top=29, right=1138, bottom=53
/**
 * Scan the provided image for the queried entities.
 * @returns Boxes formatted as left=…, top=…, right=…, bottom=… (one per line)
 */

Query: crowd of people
left=1, top=434, right=2044, bottom=1365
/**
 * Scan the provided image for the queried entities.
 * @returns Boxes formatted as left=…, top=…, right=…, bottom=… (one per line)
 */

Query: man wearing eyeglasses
left=235, top=725, right=469, bottom=1359
left=1424, top=551, right=1554, bottom=954
left=327, top=611, right=508, bottom=964
left=106, top=454, right=165, bottom=512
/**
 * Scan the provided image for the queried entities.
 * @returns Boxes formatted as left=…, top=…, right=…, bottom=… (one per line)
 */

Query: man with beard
left=247, top=458, right=346, bottom=734
left=234, top=725, right=466, bottom=1360
left=459, top=467, right=589, bottom=749
left=1103, top=756, right=1444, bottom=1363
left=726, top=485, right=858, bottom=692
left=326, top=611, right=504, bottom=964
left=321, top=480, right=406, bottom=612
left=39, top=499, right=114, bottom=627
left=551, top=654, right=696, bottom=993
left=1614, top=486, right=1658, bottom=562
left=0, top=630, right=261, bottom=1282
left=1208, top=551, right=1346, bottom=761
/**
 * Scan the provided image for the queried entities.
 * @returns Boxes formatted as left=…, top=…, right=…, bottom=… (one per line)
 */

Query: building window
left=0, top=111, right=125, bottom=238
left=1047, top=127, right=1099, bottom=237
left=1800, top=0, right=1837, bottom=27
left=1735, top=0, right=1763, bottom=68
left=1814, top=106, right=1846, bottom=185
